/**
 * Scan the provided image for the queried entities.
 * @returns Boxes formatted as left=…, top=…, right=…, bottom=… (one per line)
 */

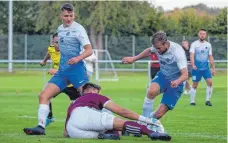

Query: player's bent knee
left=147, top=89, right=157, bottom=99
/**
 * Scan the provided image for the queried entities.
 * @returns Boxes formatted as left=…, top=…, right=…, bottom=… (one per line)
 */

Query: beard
left=199, top=38, right=205, bottom=41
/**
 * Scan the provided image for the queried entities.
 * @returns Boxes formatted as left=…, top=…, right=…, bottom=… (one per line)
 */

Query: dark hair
left=61, top=3, right=74, bottom=12
left=151, top=31, right=167, bottom=45
left=83, top=82, right=101, bottom=92
left=199, top=28, right=207, bottom=32
left=52, top=33, right=58, bottom=39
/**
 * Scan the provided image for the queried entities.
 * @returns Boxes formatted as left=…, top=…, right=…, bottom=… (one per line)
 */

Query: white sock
left=142, top=96, right=154, bottom=118
left=38, top=104, right=49, bottom=128
left=189, top=88, right=196, bottom=103
left=206, top=86, right=213, bottom=101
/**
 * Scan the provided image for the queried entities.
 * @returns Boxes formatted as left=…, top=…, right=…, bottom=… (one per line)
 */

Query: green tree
left=209, top=8, right=227, bottom=35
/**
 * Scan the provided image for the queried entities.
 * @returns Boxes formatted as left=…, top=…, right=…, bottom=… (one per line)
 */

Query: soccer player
left=40, top=33, right=81, bottom=126
left=182, top=40, right=192, bottom=94
left=23, top=3, right=92, bottom=135
left=64, top=82, right=171, bottom=141
left=150, top=52, right=160, bottom=79
left=122, top=31, right=188, bottom=120
left=189, top=29, right=215, bottom=106
left=83, top=51, right=97, bottom=80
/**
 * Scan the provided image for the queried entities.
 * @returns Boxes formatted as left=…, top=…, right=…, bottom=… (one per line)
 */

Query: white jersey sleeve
left=175, top=45, right=187, bottom=70
left=208, top=43, right=212, bottom=55
left=190, top=42, right=196, bottom=54
left=85, top=52, right=97, bottom=62
left=77, top=26, right=91, bottom=47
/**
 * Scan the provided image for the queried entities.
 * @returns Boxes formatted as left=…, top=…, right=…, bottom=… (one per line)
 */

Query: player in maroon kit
left=63, top=82, right=171, bottom=141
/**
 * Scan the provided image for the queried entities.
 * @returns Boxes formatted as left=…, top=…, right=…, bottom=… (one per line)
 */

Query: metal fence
left=0, top=34, right=227, bottom=71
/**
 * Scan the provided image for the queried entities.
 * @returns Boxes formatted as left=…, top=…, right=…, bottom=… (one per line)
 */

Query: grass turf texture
left=0, top=71, right=227, bottom=143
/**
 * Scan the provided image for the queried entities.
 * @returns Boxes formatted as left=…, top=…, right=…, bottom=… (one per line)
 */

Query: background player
left=64, top=82, right=171, bottom=141
left=189, top=29, right=215, bottom=106
left=122, top=31, right=188, bottom=120
left=182, top=40, right=192, bottom=94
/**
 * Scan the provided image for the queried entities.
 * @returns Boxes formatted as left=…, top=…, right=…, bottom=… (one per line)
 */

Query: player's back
left=190, top=40, right=212, bottom=70
left=57, top=21, right=90, bottom=71
left=67, top=93, right=110, bottom=116
left=47, top=45, right=60, bottom=69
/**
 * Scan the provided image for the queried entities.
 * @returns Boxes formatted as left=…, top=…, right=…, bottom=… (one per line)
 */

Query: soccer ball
left=147, top=123, right=165, bottom=133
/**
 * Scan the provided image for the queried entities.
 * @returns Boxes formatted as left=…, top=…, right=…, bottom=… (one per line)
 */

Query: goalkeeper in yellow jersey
left=40, top=33, right=81, bottom=126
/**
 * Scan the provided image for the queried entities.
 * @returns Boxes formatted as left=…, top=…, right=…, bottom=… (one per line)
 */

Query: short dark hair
left=83, top=82, right=101, bottom=92
left=61, top=3, right=74, bottom=12
left=52, top=33, right=58, bottom=39
left=151, top=31, right=167, bottom=45
left=199, top=28, right=207, bottom=32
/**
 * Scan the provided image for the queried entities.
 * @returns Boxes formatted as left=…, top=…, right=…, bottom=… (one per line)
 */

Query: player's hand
left=40, top=61, right=46, bottom=66
left=211, top=68, right=215, bottom=76
left=122, top=57, right=135, bottom=64
left=192, top=65, right=197, bottom=70
left=68, top=57, right=80, bottom=65
left=48, top=69, right=58, bottom=75
left=171, top=79, right=181, bottom=88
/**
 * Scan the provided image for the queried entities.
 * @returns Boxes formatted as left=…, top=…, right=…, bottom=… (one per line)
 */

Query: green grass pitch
left=0, top=71, right=227, bottom=143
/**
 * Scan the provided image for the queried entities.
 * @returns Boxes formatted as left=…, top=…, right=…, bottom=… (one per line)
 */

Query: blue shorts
left=152, top=72, right=183, bottom=110
left=49, top=62, right=88, bottom=91
left=191, top=69, right=212, bottom=82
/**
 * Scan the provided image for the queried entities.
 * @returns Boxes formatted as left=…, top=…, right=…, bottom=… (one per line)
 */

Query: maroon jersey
left=65, top=93, right=110, bottom=128
left=150, top=53, right=160, bottom=68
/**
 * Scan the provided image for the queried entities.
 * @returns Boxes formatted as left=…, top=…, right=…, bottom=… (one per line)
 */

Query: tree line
left=0, top=1, right=226, bottom=49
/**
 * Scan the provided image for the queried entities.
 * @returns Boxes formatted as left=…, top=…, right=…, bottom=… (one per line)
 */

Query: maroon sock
left=123, top=121, right=152, bottom=135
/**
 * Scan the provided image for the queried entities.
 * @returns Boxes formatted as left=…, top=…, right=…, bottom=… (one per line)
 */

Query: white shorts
left=66, top=106, right=115, bottom=138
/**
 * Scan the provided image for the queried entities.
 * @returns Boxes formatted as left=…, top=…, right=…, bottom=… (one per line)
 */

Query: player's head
left=60, top=3, right=75, bottom=27
left=151, top=31, right=169, bottom=55
left=82, top=82, right=101, bottom=94
left=198, top=29, right=207, bottom=41
left=52, top=33, right=59, bottom=51
left=182, top=40, right=189, bottom=50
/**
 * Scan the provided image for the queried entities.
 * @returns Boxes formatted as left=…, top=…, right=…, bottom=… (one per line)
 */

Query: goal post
left=94, top=49, right=119, bottom=82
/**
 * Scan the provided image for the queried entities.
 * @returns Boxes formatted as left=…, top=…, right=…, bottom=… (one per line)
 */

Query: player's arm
left=122, top=47, right=151, bottom=64
left=68, top=27, right=93, bottom=64
left=104, top=101, right=160, bottom=126
left=171, top=47, right=188, bottom=88
left=40, top=52, right=50, bottom=66
left=208, top=45, right=215, bottom=76
left=189, top=43, right=197, bottom=70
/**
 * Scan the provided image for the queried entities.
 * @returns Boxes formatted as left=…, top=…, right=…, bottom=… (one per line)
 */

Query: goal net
left=94, top=49, right=118, bottom=82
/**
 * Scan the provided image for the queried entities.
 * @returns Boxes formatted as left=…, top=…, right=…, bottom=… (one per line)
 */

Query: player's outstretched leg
left=123, top=121, right=171, bottom=141
left=23, top=125, right=45, bottom=135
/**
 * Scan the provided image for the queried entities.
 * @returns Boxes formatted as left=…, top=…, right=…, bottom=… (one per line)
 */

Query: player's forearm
left=78, top=44, right=93, bottom=61
left=209, top=56, right=215, bottom=69
left=133, top=48, right=151, bottom=61
left=43, top=53, right=50, bottom=62
left=177, top=68, right=188, bottom=83
left=190, top=53, right=195, bottom=67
